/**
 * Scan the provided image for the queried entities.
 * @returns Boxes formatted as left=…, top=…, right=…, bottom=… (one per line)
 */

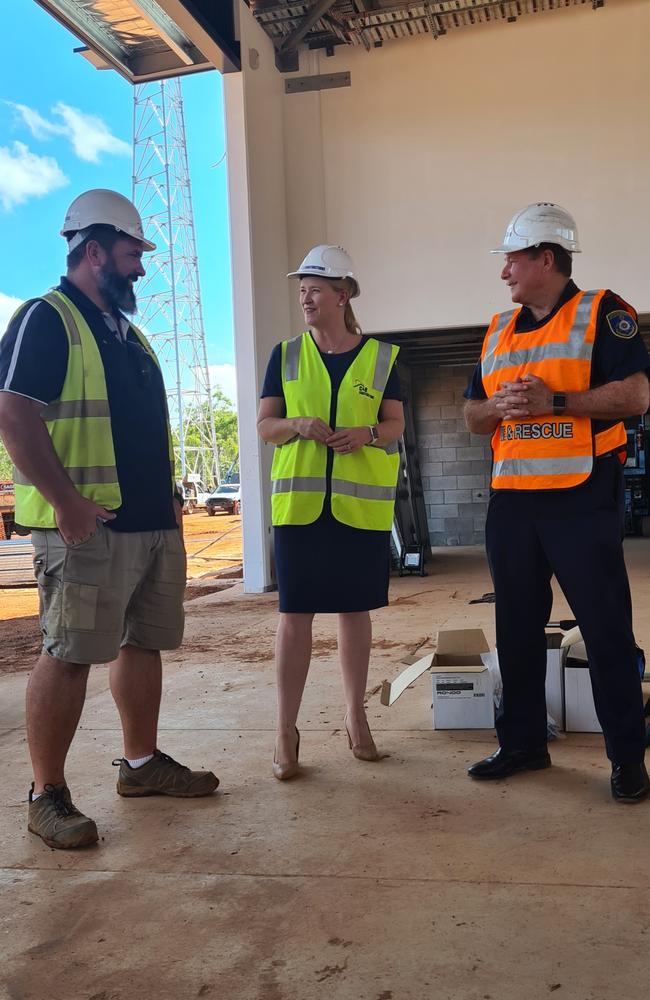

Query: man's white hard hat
left=287, top=244, right=360, bottom=297
left=491, top=202, right=581, bottom=254
left=61, top=189, right=156, bottom=252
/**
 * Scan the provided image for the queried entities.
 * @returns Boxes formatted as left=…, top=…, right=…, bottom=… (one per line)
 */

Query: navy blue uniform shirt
left=0, top=277, right=176, bottom=532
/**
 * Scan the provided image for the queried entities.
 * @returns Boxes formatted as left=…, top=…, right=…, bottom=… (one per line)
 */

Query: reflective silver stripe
left=41, top=292, right=82, bottom=346
left=482, top=292, right=599, bottom=379
left=493, top=456, right=592, bottom=478
left=574, top=289, right=598, bottom=330
left=272, top=476, right=327, bottom=494
left=41, top=399, right=111, bottom=420
left=486, top=339, right=593, bottom=373
left=14, top=465, right=118, bottom=487
left=331, top=479, right=396, bottom=502
left=284, top=335, right=302, bottom=382
left=372, top=341, right=394, bottom=393
left=481, top=309, right=517, bottom=378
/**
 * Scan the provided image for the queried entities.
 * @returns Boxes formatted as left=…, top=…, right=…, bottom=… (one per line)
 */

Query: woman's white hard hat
left=288, top=244, right=360, bottom=297
left=491, top=203, right=581, bottom=254
left=61, top=189, right=156, bottom=252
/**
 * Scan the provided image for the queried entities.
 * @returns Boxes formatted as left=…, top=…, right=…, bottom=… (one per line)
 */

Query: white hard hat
left=491, top=202, right=581, bottom=254
left=287, top=244, right=360, bottom=297
left=61, top=189, right=156, bottom=252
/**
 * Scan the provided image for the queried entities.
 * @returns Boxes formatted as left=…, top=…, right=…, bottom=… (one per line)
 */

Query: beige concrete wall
left=282, top=0, right=650, bottom=333
left=224, top=2, right=292, bottom=591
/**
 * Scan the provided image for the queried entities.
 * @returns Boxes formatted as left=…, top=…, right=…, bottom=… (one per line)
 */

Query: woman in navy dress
left=257, top=245, right=404, bottom=780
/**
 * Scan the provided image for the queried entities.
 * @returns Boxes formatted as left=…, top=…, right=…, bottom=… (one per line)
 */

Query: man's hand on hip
left=54, top=495, right=116, bottom=545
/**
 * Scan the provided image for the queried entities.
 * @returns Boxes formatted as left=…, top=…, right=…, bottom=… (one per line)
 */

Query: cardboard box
left=431, top=629, right=494, bottom=729
left=482, top=635, right=565, bottom=728
left=564, top=659, right=602, bottom=733
left=545, top=633, right=566, bottom=729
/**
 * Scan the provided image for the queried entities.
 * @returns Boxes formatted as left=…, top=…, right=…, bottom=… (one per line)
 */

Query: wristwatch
left=368, top=424, right=379, bottom=445
left=552, top=393, right=567, bottom=416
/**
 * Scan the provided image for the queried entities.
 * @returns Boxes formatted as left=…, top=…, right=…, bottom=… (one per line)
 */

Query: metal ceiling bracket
left=285, top=71, right=351, bottom=94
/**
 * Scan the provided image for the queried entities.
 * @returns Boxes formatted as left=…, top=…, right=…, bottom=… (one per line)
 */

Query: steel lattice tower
left=132, top=79, right=219, bottom=488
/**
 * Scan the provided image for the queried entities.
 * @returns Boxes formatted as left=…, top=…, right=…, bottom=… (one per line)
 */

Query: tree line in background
left=0, top=388, right=239, bottom=486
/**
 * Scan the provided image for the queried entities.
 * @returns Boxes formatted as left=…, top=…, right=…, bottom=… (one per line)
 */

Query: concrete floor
left=1, top=542, right=649, bottom=1000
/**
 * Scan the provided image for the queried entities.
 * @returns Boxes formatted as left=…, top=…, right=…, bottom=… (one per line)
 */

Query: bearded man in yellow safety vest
left=0, top=190, right=219, bottom=850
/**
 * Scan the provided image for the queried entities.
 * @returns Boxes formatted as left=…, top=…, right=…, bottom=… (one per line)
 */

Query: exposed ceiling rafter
left=250, top=0, right=608, bottom=69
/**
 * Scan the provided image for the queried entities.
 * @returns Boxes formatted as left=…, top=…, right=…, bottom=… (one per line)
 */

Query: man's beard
left=97, top=260, right=138, bottom=314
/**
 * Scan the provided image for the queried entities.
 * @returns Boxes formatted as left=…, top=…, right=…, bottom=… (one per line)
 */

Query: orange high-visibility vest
left=481, top=289, right=626, bottom=491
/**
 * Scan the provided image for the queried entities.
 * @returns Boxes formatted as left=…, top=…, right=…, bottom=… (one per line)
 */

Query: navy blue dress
left=261, top=335, right=401, bottom=613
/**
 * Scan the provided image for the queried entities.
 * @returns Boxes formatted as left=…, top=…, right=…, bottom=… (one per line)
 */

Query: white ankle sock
left=126, top=754, right=154, bottom=769
left=31, top=791, right=42, bottom=801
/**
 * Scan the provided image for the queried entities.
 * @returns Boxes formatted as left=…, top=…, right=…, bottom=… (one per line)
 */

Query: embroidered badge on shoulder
left=606, top=310, right=638, bottom=339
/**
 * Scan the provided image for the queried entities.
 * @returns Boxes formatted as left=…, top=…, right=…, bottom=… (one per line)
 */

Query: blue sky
left=0, top=0, right=236, bottom=401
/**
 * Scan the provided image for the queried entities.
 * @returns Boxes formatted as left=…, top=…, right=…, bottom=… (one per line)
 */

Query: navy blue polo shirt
left=464, top=281, right=650, bottom=438
left=0, top=276, right=176, bottom=532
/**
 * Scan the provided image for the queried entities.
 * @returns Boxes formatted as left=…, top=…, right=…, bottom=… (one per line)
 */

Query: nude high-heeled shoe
left=273, top=727, right=301, bottom=780
left=344, top=715, right=381, bottom=762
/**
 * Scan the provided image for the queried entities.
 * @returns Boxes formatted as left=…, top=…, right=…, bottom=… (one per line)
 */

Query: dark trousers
left=485, top=458, right=645, bottom=763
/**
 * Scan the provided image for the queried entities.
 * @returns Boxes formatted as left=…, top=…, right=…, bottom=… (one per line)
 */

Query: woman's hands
left=290, top=417, right=371, bottom=453
left=291, top=416, right=333, bottom=443
left=325, top=426, right=372, bottom=454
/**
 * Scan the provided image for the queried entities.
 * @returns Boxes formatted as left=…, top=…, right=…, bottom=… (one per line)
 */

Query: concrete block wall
left=412, top=364, right=492, bottom=547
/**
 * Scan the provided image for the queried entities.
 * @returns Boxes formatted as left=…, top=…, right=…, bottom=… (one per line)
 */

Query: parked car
left=181, top=480, right=213, bottom=513
left=206, top=484, right=241, bottom=516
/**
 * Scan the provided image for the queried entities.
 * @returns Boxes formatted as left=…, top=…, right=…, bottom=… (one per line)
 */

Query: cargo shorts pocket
left=61, top=582, right=99, bottom=631
left=39, top=579, right=63, bottom=639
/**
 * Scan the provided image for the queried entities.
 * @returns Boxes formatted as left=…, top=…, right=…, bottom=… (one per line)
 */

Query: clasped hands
left=293, top=417, right=372, bottom=453
left=493, top=375, right=554, bottom=420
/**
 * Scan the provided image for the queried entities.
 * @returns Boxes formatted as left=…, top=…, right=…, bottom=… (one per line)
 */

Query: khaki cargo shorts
left=31, top=524, right=186, bottom=664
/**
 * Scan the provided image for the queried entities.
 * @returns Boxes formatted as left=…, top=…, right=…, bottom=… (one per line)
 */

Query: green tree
left=172, top=387, right=239, bottom=485
left=0, top=440, right=12, bottom=481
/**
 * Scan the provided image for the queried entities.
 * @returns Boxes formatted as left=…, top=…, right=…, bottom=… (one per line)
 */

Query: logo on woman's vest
left=354, top=380, right=375, bottom=399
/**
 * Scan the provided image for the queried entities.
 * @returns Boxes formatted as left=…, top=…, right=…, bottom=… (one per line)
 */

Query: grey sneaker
left=28, top=783, right=99, bottom=850
left=113, top=750, right=219, bottom=798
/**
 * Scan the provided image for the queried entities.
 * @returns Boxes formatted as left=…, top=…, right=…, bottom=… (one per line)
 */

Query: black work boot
left=468, top=746, right=551, bottom=780
left=611, top=762, right=650, bottom=803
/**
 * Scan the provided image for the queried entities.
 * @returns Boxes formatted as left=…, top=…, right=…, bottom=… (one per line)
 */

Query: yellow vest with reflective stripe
left=271, top=333, right=400, bottom=530
left=14, top=290, right=173, bottom=528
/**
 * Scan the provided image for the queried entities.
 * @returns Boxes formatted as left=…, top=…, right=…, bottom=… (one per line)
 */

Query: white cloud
left=209, top=364, right=237, bottom=407
left=0, top=292, right=23, bottom=331
left=0, top=141, right=68, bottom=210
left=52, top=103, right=131, bottom=163
left=7, top=102, right=63, bottom=140
left=7, top=100, right=130, bottom=164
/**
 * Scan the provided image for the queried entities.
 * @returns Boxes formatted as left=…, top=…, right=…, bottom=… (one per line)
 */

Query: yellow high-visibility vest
left=271, top=332, right=400, bottom=530
left=14, top=290, right=174, bottom=528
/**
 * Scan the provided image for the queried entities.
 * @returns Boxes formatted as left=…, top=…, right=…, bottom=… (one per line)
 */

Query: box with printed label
left=564, top=659, right=602, bottom=733
left=431, top=629, right=494, bottom=729
left=545, top=633, right=566, bottom=729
